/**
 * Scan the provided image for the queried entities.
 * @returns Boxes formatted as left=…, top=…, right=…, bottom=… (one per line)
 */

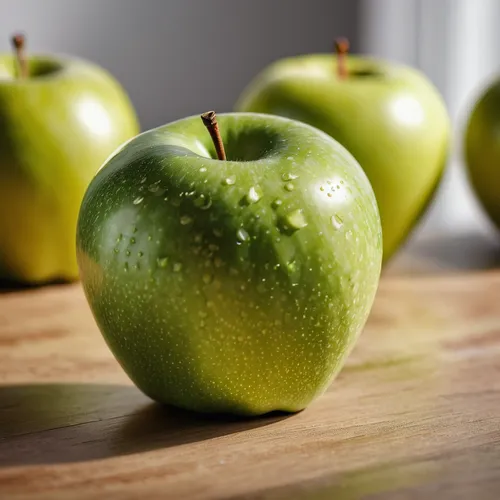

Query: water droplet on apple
left=157, top=257, right=168, bottom=268
left=124, top=262, right=129, bottom=272
left=286, top=260, right=297, bottom=274
left=114, top=248, right=119, bottom=254
left=180, top=215, right=193, bottom=225
left=140, top=177, right=147, bottom=184
left=245, top=186, right=261, bottom=204
left=281, top=172, right=299, bottom=181
left=138, top=251, right=144, bottom=257
left=286, top=156, right=293, bottom=161
left=173, top=262, right=182, bottom=272
left=222, top=176, right=236, bottom=186
left=126, top=250, right=131, bottom=257
left=194, top=194, right=212, bottom=210
left=327, top=192, right=333, bottom=198
left=193, top=233, right=203, bottom=244
left=199, top=167, right=207, bottom=173
left=320, top=186, right=325, bottom=192
left=133, top=263, right=140, bottom=270
left=116, top=234, right=123, bottom=242
left=133, top=196, right=144, bottom=205
left=284, top=183, right=294, bottom=192
left=331, top=214, right=343, bottom=230
left=213, top=228, right=223, bottom=238
left=130, top=237, right=136, bottom=244
left=283, top=209, right=308, bottom=230
left=148, top=181, right=161, bottom=193
left=271, top=198, right=282, bottom=209
left=203, top=273, right=213, bottom=284
left=148, top=235, right=152, bottom=241
left=327, top=180, right=332, bottom=185
left=236, top=228, right=249, bottom=243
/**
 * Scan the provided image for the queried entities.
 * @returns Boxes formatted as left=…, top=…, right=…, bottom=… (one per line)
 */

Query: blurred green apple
left=77, top=112, right=382, bottom=415
left=236, top=43, right=450, bottom=261
left=0, top=34, right=139, bottom=283
left=465, top=78, right=500, bottom=229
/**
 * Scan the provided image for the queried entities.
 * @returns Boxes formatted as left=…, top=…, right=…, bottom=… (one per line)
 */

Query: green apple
left=235, top=47, right=450, bottom=261
left=0, top=34, right=139, bottom=283
left=465, top=78, right=500, bottom=229
left=77, top=111, right=382, bottom=416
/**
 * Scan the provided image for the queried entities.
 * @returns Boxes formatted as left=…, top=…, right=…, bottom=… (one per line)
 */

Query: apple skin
left=77, top=112, right=382, bottom=416
left=235, top=54, right=450, bottom=261
left=465, top=79, right=500, bottom=229
left=0, top=54, right=139, bottom=283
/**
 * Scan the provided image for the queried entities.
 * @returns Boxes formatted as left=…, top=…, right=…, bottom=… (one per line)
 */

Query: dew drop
left=236, top=228, right=249, bottom=242
left=148, top=235, right=152, bottom=241
left=320, top=186, right=325, bottom=192
left=157, top=257, right=168, bottom=268
left=193, top=233, right=203, bottom=244
left=284, top=209, right=307, bottom=230
left=271, top=198, right=282, bottom=209
left=194, top=194, right=212, bottom=210
left=130, top=237, right=136, bottom=244
left=281, top=172, right=299, bottom=181
left=148, top=181, right=161, bottom=193
left=331, top=214, right=344, bottom=230
left=284, top=182, right=294, bottom=192
left=245, top=186, right=262, bottom=204
left=199, top=167, right=207, bottom=173
left=116, top=234, right=123, bottom=243
left=138, top=251, right=144, bottom=257
left=173, top=262, right=182, bottom=272
left=124, top=262, right=129, bottom=272
left=222, top=176, right=236, bottom=186
left=133, top=196, right=144, bottom=205
left=286, top=260, right=297, bottom=274
left=126, top=250, right=131, bottom=257
left=180, top=215, right=193, bottom=225
left=327, top=192, right=333, bottom=198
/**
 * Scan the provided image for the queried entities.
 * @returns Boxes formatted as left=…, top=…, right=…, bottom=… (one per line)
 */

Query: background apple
left=0, top=34, right=139, bottom=283
left=464, top=78, right=500, bottom=230
left=77, top=112, right=382, bottom=416
left=235, top=42, right=450, bottom=261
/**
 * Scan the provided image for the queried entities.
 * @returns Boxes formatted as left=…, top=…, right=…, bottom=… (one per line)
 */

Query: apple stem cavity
left=11, top=33, right=29, bottom=79
left=201, top=111, right=227, bottom=161
left=335, top=37, right=349, bottom=80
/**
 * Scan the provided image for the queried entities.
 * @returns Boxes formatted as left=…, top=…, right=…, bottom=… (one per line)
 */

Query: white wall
left=0, top=0, right=359, bottom=130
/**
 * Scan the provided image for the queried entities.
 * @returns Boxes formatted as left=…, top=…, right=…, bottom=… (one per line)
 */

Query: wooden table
left=0, top=231, right=499, bottom=499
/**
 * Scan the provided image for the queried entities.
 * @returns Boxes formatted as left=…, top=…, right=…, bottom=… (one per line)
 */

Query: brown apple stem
left=201, top=111, right=226, bottom=161
left=11, top=33, right=28, bottom=79
left=335, top=37, right=349, bottom=80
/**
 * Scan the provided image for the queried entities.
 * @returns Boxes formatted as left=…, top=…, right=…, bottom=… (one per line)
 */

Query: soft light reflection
left=77, top=99, right=112, bottom=136
left=312, top=176, right=350, bottom=207
left=390, top=96, right=425, bottom=127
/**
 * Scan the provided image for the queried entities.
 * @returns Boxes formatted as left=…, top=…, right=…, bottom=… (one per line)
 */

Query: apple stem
left=335, top=37, right=349, bottom=80
left=201, top=111, right=227, bottom=161
left=11, top=33, right=29, bottom=79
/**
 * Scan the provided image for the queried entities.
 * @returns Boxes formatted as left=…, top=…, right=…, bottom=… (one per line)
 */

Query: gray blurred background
left=1, top=0, right=499, bottom=262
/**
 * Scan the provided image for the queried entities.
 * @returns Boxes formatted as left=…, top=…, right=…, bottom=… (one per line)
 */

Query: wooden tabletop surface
left=0, top=230, right=499, bottom=499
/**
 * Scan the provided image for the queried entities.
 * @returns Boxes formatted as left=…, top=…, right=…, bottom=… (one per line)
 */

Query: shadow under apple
left=0, top=383, right=289, bottom=467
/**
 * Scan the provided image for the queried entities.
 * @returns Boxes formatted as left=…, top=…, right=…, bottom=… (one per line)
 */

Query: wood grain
left=0, top=239, right=499, bottom=499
